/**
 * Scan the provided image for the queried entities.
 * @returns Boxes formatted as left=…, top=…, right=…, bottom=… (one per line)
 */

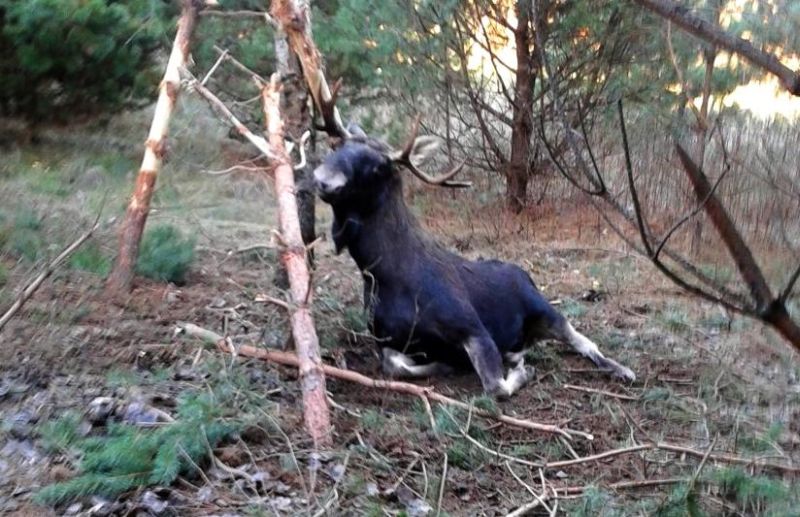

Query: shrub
left=135, top=224, right=195, bottom=284
left=0, top=0, right=172, bottom=124
left=68, top=242, right=110, bottom=276
left=0, top=208, right=44, bottom=261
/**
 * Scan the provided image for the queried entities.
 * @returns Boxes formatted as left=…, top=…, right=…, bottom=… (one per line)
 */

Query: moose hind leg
left=381, top=348, right=453, bottom=378
left=552, top=319, right=635, bottom=382
left=465, top=337, right=534, bottom=399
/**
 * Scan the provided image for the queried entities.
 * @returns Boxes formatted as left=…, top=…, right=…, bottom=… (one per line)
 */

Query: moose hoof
left=492, top=364, right=536, bottom=400
left=614, top=365, right=636, bottom=383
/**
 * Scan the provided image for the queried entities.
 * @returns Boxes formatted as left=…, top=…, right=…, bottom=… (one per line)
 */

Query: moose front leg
left=464, top=336, right=534, bottom=399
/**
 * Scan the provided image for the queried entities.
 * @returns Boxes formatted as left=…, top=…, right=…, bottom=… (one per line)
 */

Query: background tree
left=0, top=0, right=172, bottom=128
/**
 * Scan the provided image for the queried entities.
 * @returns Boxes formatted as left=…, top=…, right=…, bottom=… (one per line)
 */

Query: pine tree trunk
left=262, top=76, right=331, bottom=448
left=106, top=0, right=200, bottom=296
left=506, top=0, right=534, bottom=213
left=272, top=29, right=316, bottom=289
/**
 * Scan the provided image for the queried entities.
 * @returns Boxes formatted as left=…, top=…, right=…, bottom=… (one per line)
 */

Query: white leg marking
left=381, top=348, right=452, bottom=378
left=504, top=351, right=525, bottom=366
left=564, top=323, right=636, bottom=382
left=495, top=360, right=535, bottom=399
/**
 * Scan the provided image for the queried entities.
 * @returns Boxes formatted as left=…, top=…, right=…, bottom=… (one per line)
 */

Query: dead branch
left=545, top=441, right=799, bottom=474
left=200, top=9, right=275, bottom=25
left=200, top=334, right=591, bottom=440
left=555, top=477, right=689, bottom=495
left=675, top=144, right=772, bottom=310
left=674, top=144, right=800, bottom=349
left=180, top=322, right=800, bottom=473
left=563, top=384, right=639, bottom=401
left=184, top=69, right=276, bottom=160
left=0, top=220, right=101, bottom=331
left=632, top=0, right=800, bottom=95
left=212, top=45, right=267, bottom=85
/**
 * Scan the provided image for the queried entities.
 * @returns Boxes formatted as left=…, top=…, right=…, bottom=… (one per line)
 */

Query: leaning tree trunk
left=106, top=0, right=200, bottom=295
left=262, top=76, right=332, bottom=448
left=272, top=28, right=316, bottom=289
left=505, top=0, right=535, bottom=213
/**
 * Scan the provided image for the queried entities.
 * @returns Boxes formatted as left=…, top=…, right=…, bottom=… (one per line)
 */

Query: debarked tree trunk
left=262, top=75, right=332, bottom=448
left=106, top=0, right=201, bottom=296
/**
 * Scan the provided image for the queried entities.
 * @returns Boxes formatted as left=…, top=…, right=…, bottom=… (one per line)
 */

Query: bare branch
left=632, top=0, right=800, bottom=95
left=675, top=144, right=773, bottom=310
left=200, top=9, right=276, bottom=26
left=183, top=69, right=276, bottom=160
left=213, top=45, right=267, bottom=85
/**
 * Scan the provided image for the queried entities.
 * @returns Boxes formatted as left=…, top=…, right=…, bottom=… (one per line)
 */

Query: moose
left=311, top=93, right=635, bottom=398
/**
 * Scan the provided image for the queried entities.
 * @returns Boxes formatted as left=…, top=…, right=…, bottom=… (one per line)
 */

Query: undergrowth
left=35, top=358, right=265, bottom=505
left=136, top=224, right=196, bottom=284
left=36, top=382, right=245, bottom=505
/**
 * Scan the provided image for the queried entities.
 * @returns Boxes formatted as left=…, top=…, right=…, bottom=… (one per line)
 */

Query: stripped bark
left=632, top=0, right=800, bottom=96
left=106, top=0, right=201, bottom=295
left=261, top=75, right=331, bottom=448
left=270, top=0, right=346, bottom=140
left=273, top=21, right=316, bottom=289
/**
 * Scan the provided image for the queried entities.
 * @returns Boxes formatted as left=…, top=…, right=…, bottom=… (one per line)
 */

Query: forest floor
left=0, top=110, right=799, bottom=516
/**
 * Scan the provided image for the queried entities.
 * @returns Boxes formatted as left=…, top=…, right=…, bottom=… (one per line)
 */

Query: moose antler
left=392, top=116, right=471, bottom=188
left=315, top=74, right=351, bottom=141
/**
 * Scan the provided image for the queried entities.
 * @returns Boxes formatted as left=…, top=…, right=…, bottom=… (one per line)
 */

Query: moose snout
left=313, top=164, right=347, bottom=198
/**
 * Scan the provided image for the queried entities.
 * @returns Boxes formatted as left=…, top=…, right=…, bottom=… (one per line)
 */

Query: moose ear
left=346, top=121, right=368, bottom=139
left=406, top=135, right=442, bottom=165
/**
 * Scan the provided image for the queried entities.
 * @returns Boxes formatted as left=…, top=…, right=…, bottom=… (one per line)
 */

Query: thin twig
left=213, top=45, right=267, bottom=85
left=436, top=453, right=448, bottom=516
left=201, top=49, right=228, bottom=86
left=687, top=435, right=718, bottom=494
left=564, top=383, right=639, bottom=401
left=200, top=9, right=276, bottom=26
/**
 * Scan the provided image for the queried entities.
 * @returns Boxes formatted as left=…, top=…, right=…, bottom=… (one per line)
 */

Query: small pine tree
left=135, top=224, right=195, bottom=284
left=0, top=0, right=172, bottom=124
left=36, top=392, right=240, bottom=506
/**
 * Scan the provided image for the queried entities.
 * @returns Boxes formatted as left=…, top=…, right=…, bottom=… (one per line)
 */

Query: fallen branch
left=178, top=322, right=800, bottom=474
left=555, top=477, right=689, bottom=495
left=218, top=340, right=589, bottom=440
left=175, top=323, right=591, bottom=440
left=0, top=220, right=101, bottom=331
left=563, top=383, right=639, bottom=401
left=544, top=441, right=800, bottom=474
